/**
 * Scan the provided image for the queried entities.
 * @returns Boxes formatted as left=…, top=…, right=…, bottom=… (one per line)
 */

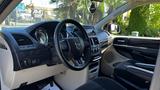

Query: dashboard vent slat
left=12, top=34, right=33, bottom=46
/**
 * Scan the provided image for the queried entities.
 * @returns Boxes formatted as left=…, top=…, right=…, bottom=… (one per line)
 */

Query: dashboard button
left=23, top=59, right=28, bottom=66
left=27, top=58, right=32, bottom=66
left=32, top=59, right=37, bottom=65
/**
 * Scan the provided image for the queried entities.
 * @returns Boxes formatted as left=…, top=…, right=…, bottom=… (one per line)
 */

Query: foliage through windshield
left=2, top=0, right=126, bottom=27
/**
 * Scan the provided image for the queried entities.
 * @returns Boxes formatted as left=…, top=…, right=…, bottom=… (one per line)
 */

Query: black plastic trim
left=0, top=0, right=12, bottom=14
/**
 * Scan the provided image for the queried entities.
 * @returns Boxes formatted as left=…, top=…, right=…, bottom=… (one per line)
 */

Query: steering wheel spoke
left=59, top=39, right=68, bottom=50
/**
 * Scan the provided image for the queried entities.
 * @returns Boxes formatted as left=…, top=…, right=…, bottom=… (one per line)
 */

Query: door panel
left=101, top=36, right=160, bottom=90
left=113, top=37, right=160, bottom=64
left=111, top=37, right=160, bottom=90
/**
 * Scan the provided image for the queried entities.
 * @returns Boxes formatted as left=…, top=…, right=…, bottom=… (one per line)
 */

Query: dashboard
left=0, top=21, right=109, bottom=89
left=0, top=21, right=109, bottom=71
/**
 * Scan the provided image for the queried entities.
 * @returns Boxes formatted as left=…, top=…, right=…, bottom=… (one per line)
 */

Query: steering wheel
left=54, top=19, right=92, bottom=71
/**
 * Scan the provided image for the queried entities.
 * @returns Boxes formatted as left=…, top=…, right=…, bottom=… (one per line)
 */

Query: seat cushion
left=76, top=77, right=127, bottom=90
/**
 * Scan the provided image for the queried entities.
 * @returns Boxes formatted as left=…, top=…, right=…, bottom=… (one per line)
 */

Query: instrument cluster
left=35, top=28, right=49, bottom=46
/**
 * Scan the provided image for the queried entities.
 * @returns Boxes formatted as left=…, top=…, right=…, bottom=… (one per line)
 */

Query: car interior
left=0, top=0, right=160, bottom=90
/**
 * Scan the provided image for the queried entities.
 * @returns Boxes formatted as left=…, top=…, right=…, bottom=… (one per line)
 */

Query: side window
left=105, top=4, right=160, bottom=37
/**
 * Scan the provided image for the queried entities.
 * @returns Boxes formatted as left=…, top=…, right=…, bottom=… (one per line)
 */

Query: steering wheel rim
left=54, top=19, right=92, bottom=71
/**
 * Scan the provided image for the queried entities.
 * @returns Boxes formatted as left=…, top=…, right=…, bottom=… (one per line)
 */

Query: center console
left=88, top=36, right=101, bottom=79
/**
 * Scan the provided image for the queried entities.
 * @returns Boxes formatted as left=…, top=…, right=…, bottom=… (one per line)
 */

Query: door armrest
left=135, top=63, right=155, bottom=71
left=126, top=65, right=153, bottom=81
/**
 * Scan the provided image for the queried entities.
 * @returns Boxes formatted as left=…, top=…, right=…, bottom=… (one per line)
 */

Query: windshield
left=1, top=0, right=126, bottom=27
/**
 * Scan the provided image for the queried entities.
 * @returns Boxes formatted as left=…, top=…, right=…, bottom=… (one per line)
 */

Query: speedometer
left=35, top=28, right=48, bottom=46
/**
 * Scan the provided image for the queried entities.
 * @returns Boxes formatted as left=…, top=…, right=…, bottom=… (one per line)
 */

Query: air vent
left=12, top=34, right=33, bottom=46
left=90, top=37, right=99, bottom=45
left=92, top=37, right=99, bottom=44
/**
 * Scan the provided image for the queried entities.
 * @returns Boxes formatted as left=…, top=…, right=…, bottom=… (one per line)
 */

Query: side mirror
left=105, top=23, right=121, bottom=34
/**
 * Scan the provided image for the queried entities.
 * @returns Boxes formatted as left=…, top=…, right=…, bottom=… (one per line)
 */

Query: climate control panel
left=90, top=36, right=101, bottom=57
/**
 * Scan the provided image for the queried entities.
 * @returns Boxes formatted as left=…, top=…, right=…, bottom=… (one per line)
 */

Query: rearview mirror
left=90, top=2, right=96, bottom=13
left=91, top=0, right=103, bottom=2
